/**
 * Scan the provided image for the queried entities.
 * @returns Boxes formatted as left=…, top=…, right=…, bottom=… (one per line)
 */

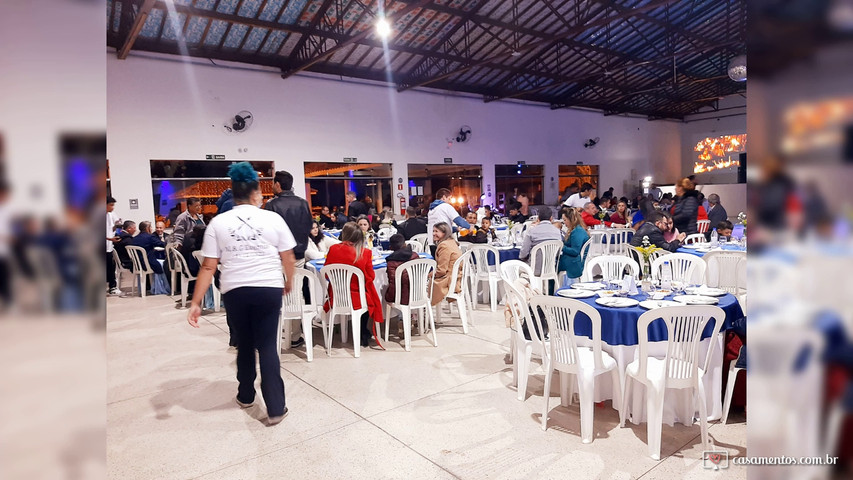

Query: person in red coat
left=581, top=202, right=612, bottom=228
left=323, top=222, right=384, bottom=348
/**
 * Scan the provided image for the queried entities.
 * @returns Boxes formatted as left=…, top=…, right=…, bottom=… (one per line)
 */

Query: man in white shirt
left=106, top=196, right=121, bottom=295
left=426, top=188, right=470, bottom=249
left=563, top=183, right=595, bottom=209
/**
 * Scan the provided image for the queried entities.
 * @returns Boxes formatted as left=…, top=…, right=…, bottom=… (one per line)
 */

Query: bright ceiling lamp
left=376, top=17, right=392, bottom=38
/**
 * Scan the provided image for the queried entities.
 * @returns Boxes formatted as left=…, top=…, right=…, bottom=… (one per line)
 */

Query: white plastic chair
left=703, top=250, right=746, bottom=295
left=410, top=233, right=428, bottom=252
left=509, top=223, right=525, bottom=244
left=384, top=259, right=437, bottom=350
left=529, top=240, right=562, bottom=292
left=170, top=249, right=195, bottom=308
left=192, top=251, right=221, bottom=312
left=126, top=246, right=154, bottom=298
left=651, top=253, right=706, bottom=285
left=279, top=268, right=319, bottom=362
left=683, top=234, right=706, bottom=245
left=607, top=228, right=634, bottom=255
left=587, top=230, right=610, bottom=258
left=620, top=305, right=725, bottom=460
left=500, top=259, right=535, bottom=289
left=319, top=264, right=376, bottom=358
left=468, top=245, right=501, bottom=311
left=721, top=346, right=745, bottom=424
left=435, top=250, right=473, bottom=334
left=405, top=239, right=426, bottom=253
left=582, top=255, right=640, bottom=283
left=531, top=295, right=620, bottom=443
left=165, top=244, right=178, bottom=295
left=26, top=245, right=61, bottom=310
left=504, top=281, right=548, bottom=402
left=112, top=249, right=133, bottom=294
left=696, top=219, right=711, bottom=234
left=376, top=227, right=396, bottom=242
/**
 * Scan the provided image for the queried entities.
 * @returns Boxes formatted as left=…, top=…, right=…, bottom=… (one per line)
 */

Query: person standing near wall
left=187, top=162, right=297, bottom=426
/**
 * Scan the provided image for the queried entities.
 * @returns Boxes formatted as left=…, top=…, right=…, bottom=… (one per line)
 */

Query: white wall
left=107, top=53, right=682, bottom=222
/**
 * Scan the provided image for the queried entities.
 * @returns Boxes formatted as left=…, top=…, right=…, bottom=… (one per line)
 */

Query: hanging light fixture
left=727, top=55, right=747, bottom=82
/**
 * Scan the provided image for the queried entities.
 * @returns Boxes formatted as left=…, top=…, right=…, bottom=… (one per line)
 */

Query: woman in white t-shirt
left=187, top=162, right=297, bottom=426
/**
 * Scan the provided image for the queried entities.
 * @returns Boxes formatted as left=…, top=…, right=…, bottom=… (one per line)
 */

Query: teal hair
left=227, top=162, right=258, bottom=183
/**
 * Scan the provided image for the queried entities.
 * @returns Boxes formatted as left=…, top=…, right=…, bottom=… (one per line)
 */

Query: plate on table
left=372, top=258, right=385, bottom=266
left=595, top=297, right=639, bottom=308
left=685, top=286, right=727, bottom=297
left=571, top=282, right=606, bottom=290
left=557, top=289, right=596, bottom=299
left=640, top=300, right=681, bottom=309
left=673, top=295, right=719, bottom=305
left=683, top=244, right=708, bottom=249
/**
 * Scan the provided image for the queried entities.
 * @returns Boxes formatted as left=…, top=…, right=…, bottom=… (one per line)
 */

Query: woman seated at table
left=130, top=220, right=166, bottom=274
left=324, top=222, right=384, bottom=348
left=431, top=222, right=463, bottom=306
left=305, top=221, right=340, bottom=260
left=608, top=201, right=631, bottom=226
left=385, top=234, right=420, bottom=306
left=558, top=208, right=589, bottom=286
left=356, top=215, right=376, bottom=249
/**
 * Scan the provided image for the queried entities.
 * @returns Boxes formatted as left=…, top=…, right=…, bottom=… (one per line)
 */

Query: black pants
left=106, top=252, right=116, bottom=289
left=224, top=287, right=285, bottom=416
left=0, top=258, right=10, bottom=305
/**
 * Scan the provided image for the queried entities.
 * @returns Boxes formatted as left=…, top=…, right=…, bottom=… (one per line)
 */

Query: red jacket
left=697, top=205, right=708, bottom=221
left=323, top=242, right=384, bottom=325
left=582, top=211, right=612, bottom=228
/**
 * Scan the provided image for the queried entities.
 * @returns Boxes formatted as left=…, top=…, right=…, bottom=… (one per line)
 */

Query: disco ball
left=728, top=55, right=747, bottom=82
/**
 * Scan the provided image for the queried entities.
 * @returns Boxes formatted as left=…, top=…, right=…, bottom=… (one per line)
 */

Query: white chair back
left=319, top=264, right=367, bottom=316
left=405, top=239, right=426, bottom=253
left=468, top=245, right=500, bottom=276
left=509, top=223, right=525, bottom=244
left=531, top=295, right=608, bottom=371
left=410, top=233, right=428, bottom=251
left=588, top=230, right=609, bottom=258
left=173, top=249, right=195, bottom=280
left=112, top=249, right=131, bottom=275
left=578, top=239, right=593, bottom=270
left=377, top=227, right=396, bottom=241
left=127, top=246, right=154, bottom=275
left=697, top=219, right=711, bottom=234
left=683, top=234, right=706, bottom=245
left=608, top=229, right=634, bottom=255
left=635, top=305, right=725, bottom=390
left=651, top=252, right=705, bottom=285
left=393, top=259, right=436, bottom=308
left=282, top=269, right=312, bottom=320
left=703, top=250, right=746, bottom=294
left=506, top=282, right=547, bottom=347
left=582, top=255, right=640, bottom=282
left=500, top=259, right=535, bottom=286
left=447, top=250, right=474, bottom=300
left=529, top=240, right=562, bottom=280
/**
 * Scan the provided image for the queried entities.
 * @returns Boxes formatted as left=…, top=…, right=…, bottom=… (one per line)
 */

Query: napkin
left=621, top=274, right=638, bottom=295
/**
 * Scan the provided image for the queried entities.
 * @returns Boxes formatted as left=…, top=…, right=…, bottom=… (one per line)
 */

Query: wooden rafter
left=117, top=0, right=157, bottom=59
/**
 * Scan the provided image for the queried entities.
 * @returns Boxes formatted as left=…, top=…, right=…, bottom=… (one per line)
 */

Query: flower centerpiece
left=635, top=236, right=661, bottom=292
left=737, top=212, right=747, bottom=226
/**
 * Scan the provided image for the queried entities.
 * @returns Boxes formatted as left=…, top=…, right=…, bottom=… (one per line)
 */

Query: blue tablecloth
left=323, top=230, right=388, bottom=249
left=552, top=288, right=743, bottom=346
left=307, top=252, right=433, bottom=271
left=677, top=244, right=746, bottom=257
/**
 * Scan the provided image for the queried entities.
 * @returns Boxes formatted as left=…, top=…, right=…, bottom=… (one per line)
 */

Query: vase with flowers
left=635, top=236, right=662, bottom=292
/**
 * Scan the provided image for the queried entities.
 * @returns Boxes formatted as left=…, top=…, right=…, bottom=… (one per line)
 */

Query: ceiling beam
left=280, top=0, right=434, bottom=79
left=118, top=0, right=157, bottom=59
left=397, top=0, right=679, bottom=92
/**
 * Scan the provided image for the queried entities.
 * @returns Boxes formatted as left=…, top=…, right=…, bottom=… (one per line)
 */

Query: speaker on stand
left=737, top=152, right=747, bottom=183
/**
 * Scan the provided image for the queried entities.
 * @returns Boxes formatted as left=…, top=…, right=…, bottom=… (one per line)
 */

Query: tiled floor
left=107, top=294, right=746, bottom=479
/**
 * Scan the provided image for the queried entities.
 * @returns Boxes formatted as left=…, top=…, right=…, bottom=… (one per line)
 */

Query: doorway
left=407, top=163, right=482, bottom=214
left=304, top=162, right=392, bottom=215
left=495, top=164, right=544, bottom=213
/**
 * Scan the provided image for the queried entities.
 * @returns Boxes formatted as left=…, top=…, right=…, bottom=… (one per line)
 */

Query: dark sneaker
left=290, top=337, right=305, bottom=348
left=268, top=407, right=289, bottom=426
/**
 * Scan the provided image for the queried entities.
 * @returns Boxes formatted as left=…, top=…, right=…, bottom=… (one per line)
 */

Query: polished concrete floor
left=107, top=293, right=746, bottom=479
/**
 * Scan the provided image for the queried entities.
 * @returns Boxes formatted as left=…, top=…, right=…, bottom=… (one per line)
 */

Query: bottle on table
left=661, top=260, right=672, bottom=291
left=710, top=228, right=719, bottom=247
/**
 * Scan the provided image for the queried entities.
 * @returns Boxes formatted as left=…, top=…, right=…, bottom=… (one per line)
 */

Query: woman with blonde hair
left=323, top=222, right=384, bottom=348
left=557, top=207, right=589, bottom=284
left=671, top=177, right=700, bottom=234
left=430, top=222, right=463, bottom=306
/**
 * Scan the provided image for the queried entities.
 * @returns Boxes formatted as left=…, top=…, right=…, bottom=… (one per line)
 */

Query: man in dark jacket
left=398, top=206, right=427, bottom=240
left=630, top=211, right=685, bottom=252
left=114, top=220, right=137, bottom=269
left=130, top=221, right=166, bottom=273
left=706, top=193, right=728, bottom=239
left=264, top=170, right=312, bottom=266
left=345, top=191, right=368, bottom=220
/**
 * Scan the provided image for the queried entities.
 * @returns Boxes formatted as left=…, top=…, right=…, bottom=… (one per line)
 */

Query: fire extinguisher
left=397, top=193, right=406, bottom=215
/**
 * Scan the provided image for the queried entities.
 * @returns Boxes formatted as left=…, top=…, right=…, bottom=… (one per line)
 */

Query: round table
left=553, top=287, right=744, bottom=425
left=677, top=243, right=746, bottom=257
left=307, top=252, right=434, bottom=296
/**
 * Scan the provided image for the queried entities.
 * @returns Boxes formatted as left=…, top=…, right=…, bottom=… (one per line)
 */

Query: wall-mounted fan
left=455, top=125, right=472, bottom=143
left=584, top=137, right=600, bottom=149
left=224, top=111, right=253, bottom=133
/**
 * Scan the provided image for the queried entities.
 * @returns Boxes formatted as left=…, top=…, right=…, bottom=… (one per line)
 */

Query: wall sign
left=444, top=157, right=452, bottom=164
left=205, top=154, right=226, bottom=159
left=129, top=198, right=139, bottom=210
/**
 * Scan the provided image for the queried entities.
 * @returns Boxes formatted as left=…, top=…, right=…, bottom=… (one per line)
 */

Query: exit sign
left=444, top=157, right=452, bottom=164
left=205, top=154, right=226, bottom=160
left=343, top=157, right=358, bottom=163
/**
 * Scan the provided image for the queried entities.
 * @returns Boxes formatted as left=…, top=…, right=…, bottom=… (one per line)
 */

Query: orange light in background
left=782, top=97, right=853, bottom=155
left=693, top=134, right=747, bottom=173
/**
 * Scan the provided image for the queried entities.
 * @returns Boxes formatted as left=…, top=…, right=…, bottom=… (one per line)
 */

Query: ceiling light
left=376, top=18, right=392, bottom=38
left=727, top=55, right=746, bottom=82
